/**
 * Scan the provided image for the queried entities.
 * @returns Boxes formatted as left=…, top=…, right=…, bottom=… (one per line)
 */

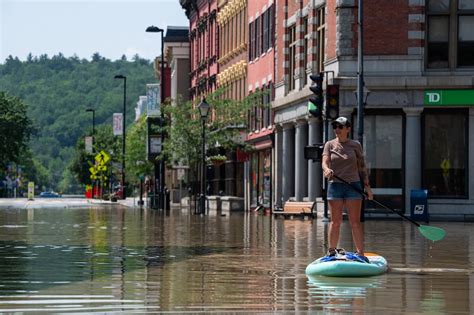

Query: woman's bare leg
left=346, top=199, right=364, bottom=254
left=328, top=200, right=344, bottom=251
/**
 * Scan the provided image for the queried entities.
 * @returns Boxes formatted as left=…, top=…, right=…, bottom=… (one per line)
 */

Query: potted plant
left=208, top=154, right=227, bottom=167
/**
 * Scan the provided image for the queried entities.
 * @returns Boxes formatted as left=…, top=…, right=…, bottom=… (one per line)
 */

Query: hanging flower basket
left=208, top=154, right=226, bottom=167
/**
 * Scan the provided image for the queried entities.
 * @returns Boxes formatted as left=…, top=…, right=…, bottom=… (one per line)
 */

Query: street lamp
left=356, top=0, right=366, bottom=224
left=146, top=25, right=166, bottom=210
left=356, top=0, right=365, bottom=146
left=85, top=108, right=95, bottom=140
left=198, top=98, right=210, bottom=215
left=114, top=74, right=127, bottom=200
left=86, top=108, right=96, bottom=198
left=353, top=86, right=371, bottom=106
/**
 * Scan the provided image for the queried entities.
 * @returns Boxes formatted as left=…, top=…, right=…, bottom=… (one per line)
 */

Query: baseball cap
left=331, top=117, right=351, bottom=127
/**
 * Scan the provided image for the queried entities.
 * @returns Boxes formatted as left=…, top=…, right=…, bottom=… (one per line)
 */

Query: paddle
left=331, top=174, right=446, bottom=242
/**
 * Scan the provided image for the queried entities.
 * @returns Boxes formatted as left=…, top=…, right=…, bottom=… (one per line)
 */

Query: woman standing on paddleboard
left=322, top=117, right=373, bottom=262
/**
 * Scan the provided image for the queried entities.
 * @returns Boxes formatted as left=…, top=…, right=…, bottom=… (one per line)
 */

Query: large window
left=248, top=5, right=274, bottom=61
left=317, top=6, right=326, bottom=73
left=248, top=85, right=272, bottom=131
left=427, top=0, right=474, bottom=68
left=303, top=16, right=309, bottom=86
left=353, top=112, right=405, bottom=211
left=422, top=109, right=468, bottom=198
left=288, top=25, right=297, bottom=91
left=249, top=21, right=255, bottom=60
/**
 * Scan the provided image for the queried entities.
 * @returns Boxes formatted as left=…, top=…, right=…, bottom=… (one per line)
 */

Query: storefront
left=349, top=89, right=474, bottom=218
left=422, top=90, right=472, bottom=217
left=247, top=129, right=274, bottom=211
left=250, top=148, right=272, bottom=209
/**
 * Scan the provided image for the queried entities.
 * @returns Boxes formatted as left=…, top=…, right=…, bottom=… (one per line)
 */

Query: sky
left=0, top=0, right=189, bottom=62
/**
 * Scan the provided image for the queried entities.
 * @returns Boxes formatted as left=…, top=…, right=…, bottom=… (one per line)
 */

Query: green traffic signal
left=308, top=98, right=322, bottom=118
left=308, top=72, right=324, bottom=118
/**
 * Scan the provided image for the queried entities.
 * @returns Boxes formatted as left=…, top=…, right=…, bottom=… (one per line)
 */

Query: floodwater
left=0, top=204, right=472, bottom=314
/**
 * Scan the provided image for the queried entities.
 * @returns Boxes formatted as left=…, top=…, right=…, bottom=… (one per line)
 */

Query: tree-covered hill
left=0, top=53, right=156, bottom=193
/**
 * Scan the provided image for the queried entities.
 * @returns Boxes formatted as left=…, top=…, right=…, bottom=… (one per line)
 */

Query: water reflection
left=306, top=275, right=386, bottom=314
left=0, top=205, right=472, bottom=313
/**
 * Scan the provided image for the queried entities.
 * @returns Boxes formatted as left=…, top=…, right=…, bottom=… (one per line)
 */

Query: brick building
left=273, top=0, right=474, bottom=219
left=181, top=0, right=219, bottom=101
left=179, top=0, right=474, bottom=218
left=273, top=0, right=326, bottom=209
left=246, top=0, right=275, bottom=211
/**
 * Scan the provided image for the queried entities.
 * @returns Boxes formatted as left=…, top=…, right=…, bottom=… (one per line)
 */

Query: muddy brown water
left=0, top=205, right=472, bottom=313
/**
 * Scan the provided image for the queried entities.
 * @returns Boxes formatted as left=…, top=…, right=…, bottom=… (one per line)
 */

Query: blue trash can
left=410, top=189, right=429, bottom=222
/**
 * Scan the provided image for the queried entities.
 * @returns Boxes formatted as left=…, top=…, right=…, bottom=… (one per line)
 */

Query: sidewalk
left=0, top=197, right=147, bottom=209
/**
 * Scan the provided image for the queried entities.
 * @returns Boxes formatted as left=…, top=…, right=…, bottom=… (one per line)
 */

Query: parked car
left=39, top=191, right=61, bottom=198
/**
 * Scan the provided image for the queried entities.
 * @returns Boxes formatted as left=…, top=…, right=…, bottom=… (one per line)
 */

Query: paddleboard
left=305, top=252, right=388, bottom=277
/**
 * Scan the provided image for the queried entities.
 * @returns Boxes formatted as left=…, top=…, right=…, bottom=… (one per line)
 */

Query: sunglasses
left=332, top=124, right=345, bottom=129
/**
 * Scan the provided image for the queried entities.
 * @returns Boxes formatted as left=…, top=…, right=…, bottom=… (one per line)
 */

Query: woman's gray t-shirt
left=322, top=138, right=369, bottom=184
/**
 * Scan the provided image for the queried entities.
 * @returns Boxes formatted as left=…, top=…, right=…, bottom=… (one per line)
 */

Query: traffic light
left=304, top=143, right=324, bottom=162
left=325, top=84, right=340, bottom=120
left=308, top=73, right=324, bottom=118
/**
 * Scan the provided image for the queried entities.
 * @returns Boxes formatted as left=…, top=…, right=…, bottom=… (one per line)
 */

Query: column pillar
left=469, top=108, right=474, bottom=201
left=274, top=125, right=283, bottom=208
left=404, top=107, right=423, bottom=215
left=282, top=122, right=295, bottom=203
left=308, top=117, right=322, bottom=200
left=295, top=119, right=308, bottom=201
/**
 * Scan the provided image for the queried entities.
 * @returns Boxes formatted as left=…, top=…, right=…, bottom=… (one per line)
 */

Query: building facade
left=272, top=0, right=474, bottom=219
left=273, top=0, right=326, bottom=208
left=245, top=0, right=275, bottom=211
left=181, top=0, right=219, bottom=101
left=163, top=26, right=191, bottom=203
left=207, top=0, right=249, bottom=202
left=164, top=26, right=191, bottom=103
left=179, top=0, right=474, bottom=219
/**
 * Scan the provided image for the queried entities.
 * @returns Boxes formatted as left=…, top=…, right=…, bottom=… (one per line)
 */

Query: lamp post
left=356, top=0, right=367, bottom=224
left=357, top=0, right=365, bottom=146
left=146, top=25, right=166, bottom=210
left=198, top=98, right=210, bottom=215
left=85, top=108, right=95, bottom=140
left=114, top=75, right=127, bottom=200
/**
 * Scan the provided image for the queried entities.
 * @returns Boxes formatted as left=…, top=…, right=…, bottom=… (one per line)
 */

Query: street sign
left=85, top=136, right=93, bottom=153
left=98, top=165, right=107, bottom=172
left=28, top=182, right=34, bottom=200
left=89, top=166, right=97, bottom=174
left=424, top=90, right=474, bottom=106
left=95, top=150, right=110, bottom=164
left=147, top=83, right=161, bottom=113
left=147, top=116, right=163, bottom=161
left=113, top=113, right=123, bottom=135
left=150, top=136, right=162, bottom=154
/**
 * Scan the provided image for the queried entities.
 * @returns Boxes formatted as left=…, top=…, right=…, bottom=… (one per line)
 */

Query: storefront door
left=250, top=149, right=272, bottom=209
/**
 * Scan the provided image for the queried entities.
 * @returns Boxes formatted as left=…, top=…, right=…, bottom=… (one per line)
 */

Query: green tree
left=18, top=149, right=51, bottom=192
left=162, top=90, right=265, bottom=182
left=125, top=115, right=154, bottom=186
left=0, top=92, right=33, bottom=169
left=0, top=53, right=154, bottom=192
left=69, top=124, right=122, bottom=189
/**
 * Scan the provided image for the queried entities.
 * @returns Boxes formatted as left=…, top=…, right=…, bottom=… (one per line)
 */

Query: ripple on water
left=0, top=208, right=472, bottom=313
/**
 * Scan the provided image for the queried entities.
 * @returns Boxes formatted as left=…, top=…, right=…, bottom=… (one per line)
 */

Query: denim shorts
left=327, top=181, right=363, bottom=200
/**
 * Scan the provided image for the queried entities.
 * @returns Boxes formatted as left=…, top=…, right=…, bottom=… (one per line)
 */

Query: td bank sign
left=424, top=90, right=474, bottom=106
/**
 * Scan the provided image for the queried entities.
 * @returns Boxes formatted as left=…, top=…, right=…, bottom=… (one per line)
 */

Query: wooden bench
left=273, top=201, right=316, bottom=219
